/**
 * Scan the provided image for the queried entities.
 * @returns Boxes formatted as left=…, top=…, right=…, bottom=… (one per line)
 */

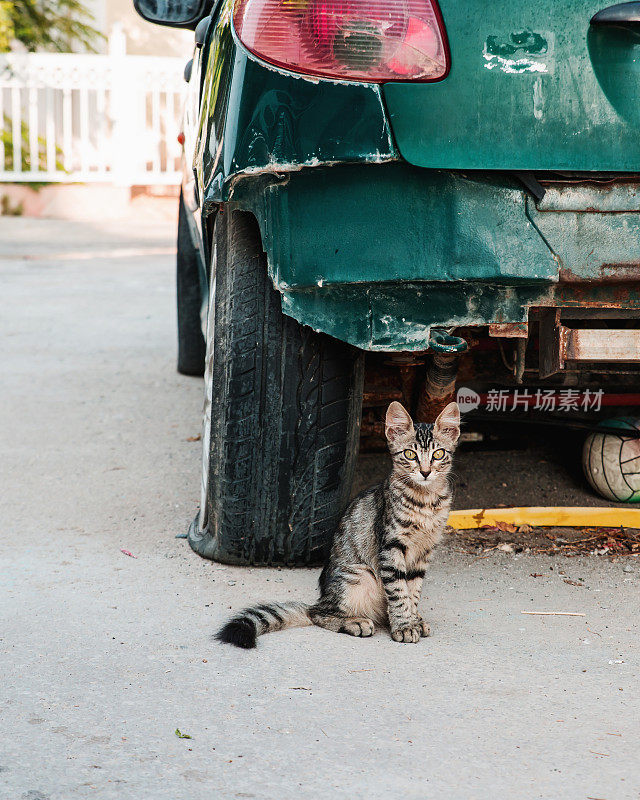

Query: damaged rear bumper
left=222, top=163, right=640, bottom=351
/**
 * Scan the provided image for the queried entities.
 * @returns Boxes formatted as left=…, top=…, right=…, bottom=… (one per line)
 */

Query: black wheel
left=188, top=209, right=364, bottom=566
left=176, top=190, right=206, bottom=376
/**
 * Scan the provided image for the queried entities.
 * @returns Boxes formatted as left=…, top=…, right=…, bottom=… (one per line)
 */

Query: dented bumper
left=225, top=163, right=640, bottom=350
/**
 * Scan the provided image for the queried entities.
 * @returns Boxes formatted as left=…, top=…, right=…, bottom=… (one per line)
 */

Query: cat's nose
left=420, top=469, right=430, bottom=479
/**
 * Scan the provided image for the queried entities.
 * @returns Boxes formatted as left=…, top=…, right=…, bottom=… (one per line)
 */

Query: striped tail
left=215, top=601, right=312, bottom=649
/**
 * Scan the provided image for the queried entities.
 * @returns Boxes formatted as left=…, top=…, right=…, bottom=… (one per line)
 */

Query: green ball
left=583, top=418, right=640, bottom=503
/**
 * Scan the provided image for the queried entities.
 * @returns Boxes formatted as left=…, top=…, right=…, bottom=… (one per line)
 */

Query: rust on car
left=559, top=266, right=640, bottom=283
left=564, top=329, right=640, bottom=362
left=488, top=322, right=529, bottom=338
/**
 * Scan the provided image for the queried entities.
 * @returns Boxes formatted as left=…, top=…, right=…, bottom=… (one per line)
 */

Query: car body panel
left=257, top=279, right=640, bottom=351
left=383, top=0, right=640, bottom=171
left=228, top=163, right=640, bottom=349
left=529, top=189, right=640, bottom=284
left=230, top=164, right=558, bottom=287
left=194, top=6, right=396, bottom=209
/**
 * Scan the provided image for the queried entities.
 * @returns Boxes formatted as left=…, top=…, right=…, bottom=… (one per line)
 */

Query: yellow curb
left=448, top=506, right=640, bottom=530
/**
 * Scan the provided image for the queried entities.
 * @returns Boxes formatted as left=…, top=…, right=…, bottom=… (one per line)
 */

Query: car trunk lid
left=382, top=0, right=640, bottom=171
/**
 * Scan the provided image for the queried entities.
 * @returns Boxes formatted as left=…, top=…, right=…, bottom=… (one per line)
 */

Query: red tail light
left=233, top=0, right=449, bottom=83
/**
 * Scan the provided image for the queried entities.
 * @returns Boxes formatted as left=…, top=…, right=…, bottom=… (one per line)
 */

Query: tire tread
left=191, top=209, right=363, bottom=566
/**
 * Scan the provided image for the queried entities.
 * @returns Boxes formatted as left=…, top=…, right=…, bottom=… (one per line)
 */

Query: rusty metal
left=383, top=353, right=424, bottom=412
left=564, top=329, right=640, bottom=362
left=362, top=362, right=404, bottom=408
left=514, top=338, right=527, bottom=384
left=538, top=301, right=640, bottom=375
left=558, top=308, right=640, bottom=319
left=559, top=266, right=640, bottom=283
left=536, top=180, right=640, bottom=213
left=488, top=322, right=529, bottom=338
left=538, top=308, right=565, bottom=378
left=360, top=416, right=385, bottom=439
left=415, top=352, right=460, bottom=423
left=600, top=265, right=640, bottom=282
left=528, top=282, right=640, bottom=311
left=359, top=410, right=388, bottom=452
left=414, top=331, right=471, bottom=422
left=383, top=354, right=426, bottom=365
left=362, top=387, right=403, bottom=406
left=397, top=366, right=416, bottom=411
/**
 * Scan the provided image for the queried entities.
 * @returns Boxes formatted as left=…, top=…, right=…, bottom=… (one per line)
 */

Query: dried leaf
left=518, top=524, right=533, bottom=534
left=496, top=521, right=518, bottom=533
left=186, top=435, right=201, bottom=442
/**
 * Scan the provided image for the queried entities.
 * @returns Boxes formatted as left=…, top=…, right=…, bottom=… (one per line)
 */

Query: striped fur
left=216, top=401, right=460, bottom=647
left=215, top=601, right=312, bottom=648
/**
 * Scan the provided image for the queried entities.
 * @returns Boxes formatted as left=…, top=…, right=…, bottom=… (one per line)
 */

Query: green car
left=134, top=0, right=640, bottom=565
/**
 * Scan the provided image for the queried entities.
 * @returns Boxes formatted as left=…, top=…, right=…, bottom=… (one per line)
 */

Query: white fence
left=0, top=27, right=185, bottom=185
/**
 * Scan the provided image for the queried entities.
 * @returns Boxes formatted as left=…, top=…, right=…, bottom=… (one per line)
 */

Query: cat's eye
left=432, top=448, right=446, bottom=461
left=403, top=449, right=418, bottom=460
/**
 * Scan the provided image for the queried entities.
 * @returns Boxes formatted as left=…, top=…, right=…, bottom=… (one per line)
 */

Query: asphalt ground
left=1, top=215, right=638, bottom=800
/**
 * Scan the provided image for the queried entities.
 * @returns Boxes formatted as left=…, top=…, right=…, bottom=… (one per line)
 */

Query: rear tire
left=188, top=209, right=364, bottom=566
left=176, top=190, right=206, bottom=377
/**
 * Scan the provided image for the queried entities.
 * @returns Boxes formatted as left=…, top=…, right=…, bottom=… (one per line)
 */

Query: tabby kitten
left=217, top=400, right=460, bottom=648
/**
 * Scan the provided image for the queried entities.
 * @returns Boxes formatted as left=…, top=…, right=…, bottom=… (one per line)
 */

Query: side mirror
left=133, top=0, right=210, bottom=30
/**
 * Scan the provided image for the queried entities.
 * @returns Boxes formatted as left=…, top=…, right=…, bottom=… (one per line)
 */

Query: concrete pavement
left=1, top=215, right=639, bottom=800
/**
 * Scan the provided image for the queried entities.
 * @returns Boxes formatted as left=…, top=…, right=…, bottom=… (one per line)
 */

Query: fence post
left=109, top=23, right=136, bottom=186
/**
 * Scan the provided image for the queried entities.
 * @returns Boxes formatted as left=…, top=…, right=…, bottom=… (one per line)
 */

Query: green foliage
left=0, top=0, right=103, bottom=53
left=0, top=2, right=98, bottom=185
left=1, top=194, right=24, bottom=215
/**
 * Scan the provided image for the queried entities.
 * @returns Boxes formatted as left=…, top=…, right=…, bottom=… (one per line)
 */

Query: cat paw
left=340, top=618, right=375, bottom=637
left=391, top=624, right=422, bottom=643
left=416, top=616, right=431, bottom=637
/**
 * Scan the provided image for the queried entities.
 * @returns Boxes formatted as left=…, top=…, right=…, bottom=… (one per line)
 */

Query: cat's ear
left=434, top=402, right=460, bottom=447
left=385, top=401, right=414, bottom=445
